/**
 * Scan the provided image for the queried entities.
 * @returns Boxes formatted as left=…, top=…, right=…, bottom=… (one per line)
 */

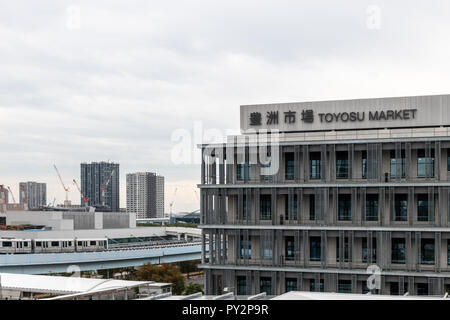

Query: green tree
left=183, top=283, right=204, bottom=295
left=135, top=263, right=185, bottom=294
left=177, top=260, right=200, bottom=278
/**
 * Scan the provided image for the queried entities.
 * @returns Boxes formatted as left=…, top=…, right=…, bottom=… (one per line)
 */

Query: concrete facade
left=126, top=172, right=164, bottom=219
left=199, top=94, right=450, bottom=297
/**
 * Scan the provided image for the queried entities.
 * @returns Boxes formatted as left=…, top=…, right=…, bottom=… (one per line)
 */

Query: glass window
left=237, top=163, right=251, bottom=181
left=417, top=194, right=430, bottom=222
left=448, top=241, right=450, bottom=265
left=36, top=241, right=42, bottom=247
left=285, top=153, right=295, bottom=180
left=390, top=150, right=406, bottom=178
left=362, top=237, right=377, bottom=263
left=260, top=277, right=272, bottom=295
left=51, top=241, right=59, bottom=247
left=262, top=240, right=273, bottom=260
left=417, top=149, right=434, bottom=178
left=310, top=237, right=321, bottom=261
left=448, top=149, right=450, bottom=171
left=417, top=283, right=428, bottom=296
left=394, top=194, right=408, bottom=221
left=391, top=238, right=406, bottom=264
left=2, top=241, right=12, bottom=247
left=309, top=279, right=324, bottom=292
left=242, top=195, right=248, bottom=220
left=286, top=278, right=297, bottom=292
left=260, top=161, right=272, bottom=180
left=338, top=280, right=352, bottom=293
left=309, top=195, right=316, bottom=220
left=310, top=152, right=321, bottom=179
left=336, top=237, right=349, bottom=262
left=421, top=239, right=435, bottom=265
left=338, top=194, right=351, bottom=221
left=365, top=194, right=378, bottom=221
left=239, top=236, right=251, bottom=259
left=285, top=237, right=295, bottom=261
left=237, top=277, right=247, bottom=295
left=260, top=195, right=271, bottom=220
left=362, top=151, right=367, bottom=179
left=336, top=151, right=349, bottom=179
left=285, top=195, right=298, bottom=220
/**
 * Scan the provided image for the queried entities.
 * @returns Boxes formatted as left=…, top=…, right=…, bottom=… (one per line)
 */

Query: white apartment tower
left=127, top=172, right=164, bottom=219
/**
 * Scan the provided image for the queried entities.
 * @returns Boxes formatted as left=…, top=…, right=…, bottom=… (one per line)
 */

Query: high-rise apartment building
left=80, top=162, right=120, bottom=212
left=199, top=94, right=450, bottom=296
left=19, top=182, right=46, bottom=209
left=126, top=172, right=164, bottom=218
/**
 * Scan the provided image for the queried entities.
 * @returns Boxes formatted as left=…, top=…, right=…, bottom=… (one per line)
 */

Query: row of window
left=236, top=149, right=440, bottom=181
left=236, top=277, right=433, bottom=295
left=238, top=194, right=433, bottom=222
left=239, top=236, right=442, bottom=265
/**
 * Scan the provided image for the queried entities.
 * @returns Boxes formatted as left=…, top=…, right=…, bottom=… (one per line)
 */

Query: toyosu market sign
left=248, top=108, right=418, bottom=126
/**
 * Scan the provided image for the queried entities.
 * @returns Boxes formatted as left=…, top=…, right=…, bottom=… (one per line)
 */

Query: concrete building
left=127, top=172, right=164, bottom=219
left=199, top=94, right=450, bottom=297
left=80, top=162, right=120, bottom=212
left=19, top=182, right=46, bottom=209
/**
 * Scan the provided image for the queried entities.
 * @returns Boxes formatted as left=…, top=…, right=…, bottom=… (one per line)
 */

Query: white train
left=0, top=238, right=108, bottom=254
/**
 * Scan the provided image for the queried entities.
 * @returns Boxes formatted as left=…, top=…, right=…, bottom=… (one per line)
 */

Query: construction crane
left=101, top=168, right=116, bottom=207
left=73, top=179, right=89, bottom=209
left=0, top=185, right=6, bottom=213
left=53, top=164, right=70, bottom=202
left=169, top=188, right=178, bottom=220
left=6, top=186, right=18, bottom=208
left=20, top=184, right=28, bottom=211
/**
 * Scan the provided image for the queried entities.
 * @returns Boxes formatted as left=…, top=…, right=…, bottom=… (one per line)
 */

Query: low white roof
left=271, top=291, right=447, bottom=300
left=0, top=273, right=152, bottom=295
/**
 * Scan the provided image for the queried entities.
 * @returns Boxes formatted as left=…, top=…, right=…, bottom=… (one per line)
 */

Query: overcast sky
left=1, top=1, right=450, bottom=212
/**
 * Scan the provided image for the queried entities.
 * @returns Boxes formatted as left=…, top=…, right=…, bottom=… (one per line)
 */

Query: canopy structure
left=0, top=273, right=152, bottom=295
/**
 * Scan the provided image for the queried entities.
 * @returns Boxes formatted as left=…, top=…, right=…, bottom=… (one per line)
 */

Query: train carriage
left=75, top=238, right=108, bottom=252
left=0, top=238, right=32, bottom=254
left=33, top=239, right=75, bottom=253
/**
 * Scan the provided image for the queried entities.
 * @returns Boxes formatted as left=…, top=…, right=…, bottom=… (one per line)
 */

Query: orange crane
left=53, top=164, right=70, bottom=202
left=101, top=168, right=116, bottom=207
left=6, top=186, right=18, bottom=208
left=73, top=179, right=89, bottom=208
left=20, top=184, right=28, bottom=211
left=169, top=188, right=178, bottom=219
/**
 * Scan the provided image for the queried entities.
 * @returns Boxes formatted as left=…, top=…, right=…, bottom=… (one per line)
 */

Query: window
left=338, top=280, right=352, bottom=293
left=394, top=194, right=408, bottom=221
left=448, top=149, right=450, bottom=171
left=36, top=241, right=42, bottom=247
left=242, top=195, right=248, bottom=220
left=285, top=152, right=295, bottom=180
left=2, top=241, right=12, bottom=247
left=448, top=241, right=450, bottom=265
left=417, top=149, right=434, bottom=178
left=286, top=278, right=297, bottom=292
left=51, top=241, right=59, bottom=247
left=338, top=194, right=351, bottom=221
left=391, top=238, right=406, bottom=264
left=417, top=194, right=430, bottom=222
left=390, top=150, right=406, bottom=178
left=417, top=283, right=428, bottom=296
left=336, top=151, right=349, bottom=179
left=362, top=151, right=367, bottom=179
left=90, top=241, right=96, bottom=246
left=365, top=194, right=378, bottom=221
left=336, top=237, right=349, bottom=262
left=260, top=277, right=272, bottom=295
left=362, top=237, right=377, bottom=263
left=309, top=279, right=324, bottom=292
left=78, top=241, right=83, bottom=246
left=260, top=195, right=271, bottom=220
left=237, top=277, right=247, bottom=295
left=421, top=239, right=435, bottom=265
left=310, top=152, right=321, bottom=179
left=309, top=195, right=316, bottom=220
left=239, top=236, right=251, bottom=259
left=237, top=163, right=251, bottom=180
left=285, top=237, right=295, bottom=261
left=310, top=237, right=321, bottom=262
left=260, top=161, right=272, bottom=180
left=284, top=195, right=298, bottom=220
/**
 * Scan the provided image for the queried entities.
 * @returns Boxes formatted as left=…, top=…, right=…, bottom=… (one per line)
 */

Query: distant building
left=126, top=172, right=164, bottom=219
left=19, top=182, right=46, bottom=209
left=80, top=162, right=120, bottom=212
